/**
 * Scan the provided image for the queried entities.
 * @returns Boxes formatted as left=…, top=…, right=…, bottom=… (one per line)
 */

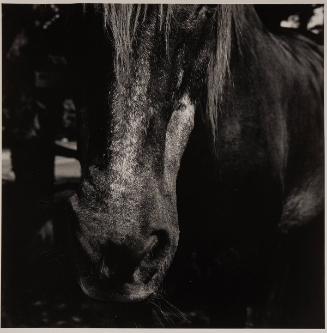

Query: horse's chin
left=78, top=276, right=157, bottom=303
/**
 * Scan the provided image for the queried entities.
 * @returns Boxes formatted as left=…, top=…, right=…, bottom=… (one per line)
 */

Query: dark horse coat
left=70, top=4, right=323, bottom=327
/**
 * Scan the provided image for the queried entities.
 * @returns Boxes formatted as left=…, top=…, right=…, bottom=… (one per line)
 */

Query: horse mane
left=98, top=4, right=173, bottom=86
left=94, top=4, right=258, bottom=149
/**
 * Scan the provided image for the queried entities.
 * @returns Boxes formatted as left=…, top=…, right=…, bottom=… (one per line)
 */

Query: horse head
left=70, top=5, right=226, bottom=302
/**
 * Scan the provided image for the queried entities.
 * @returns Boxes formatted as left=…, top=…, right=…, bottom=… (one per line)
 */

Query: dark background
left=1, top=4, right=324, bottom=328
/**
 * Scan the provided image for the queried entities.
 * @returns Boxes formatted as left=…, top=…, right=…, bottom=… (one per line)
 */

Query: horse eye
left=176, top=102, right=187, bottom=112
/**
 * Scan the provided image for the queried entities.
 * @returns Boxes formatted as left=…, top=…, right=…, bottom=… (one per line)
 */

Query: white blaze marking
left=109, top=56, right=151, bottom=199
left=164, top=94, right=195, bottom=190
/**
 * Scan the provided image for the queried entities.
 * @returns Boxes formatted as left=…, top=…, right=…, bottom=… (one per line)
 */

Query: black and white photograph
left=1, top=2, right=324, bottom=328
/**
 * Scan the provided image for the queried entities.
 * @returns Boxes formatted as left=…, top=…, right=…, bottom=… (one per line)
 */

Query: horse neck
left=227, top=5, right=272, bottom=93
left=232, top=5, right=269, bottom=61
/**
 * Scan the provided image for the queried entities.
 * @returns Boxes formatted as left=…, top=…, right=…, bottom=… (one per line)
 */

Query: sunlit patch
left=307, top=6, right=324, bottom=34
left=280, top=15, right=300, bottom=29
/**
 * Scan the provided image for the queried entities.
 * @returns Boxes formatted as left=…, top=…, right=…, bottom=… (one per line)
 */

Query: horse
left=68, top=4, right=324, bottom=327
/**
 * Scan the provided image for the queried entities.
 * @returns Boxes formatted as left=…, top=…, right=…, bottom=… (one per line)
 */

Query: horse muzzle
left=78, top=274, right=156, bottom=303
left=69, top=190, right=179, bottom=303
left=75, top=232, right=175, bottom=303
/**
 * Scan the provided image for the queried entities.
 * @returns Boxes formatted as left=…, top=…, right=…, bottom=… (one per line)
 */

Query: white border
left=0, top=1, right=325, bottom=332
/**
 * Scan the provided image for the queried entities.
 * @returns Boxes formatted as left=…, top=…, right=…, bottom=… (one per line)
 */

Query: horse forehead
left=112, top=57, right=151, bottom=114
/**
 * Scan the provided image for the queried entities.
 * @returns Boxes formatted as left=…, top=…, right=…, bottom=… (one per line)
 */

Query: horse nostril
left=144, top=235, right=159, bottom=254
left=145, top=231, right=169, bottom=261
left=100, top=238, right=151, bottom=283
left=98, top=232, right=169, bottom=283
left=100, top=259, right=112, bottom=279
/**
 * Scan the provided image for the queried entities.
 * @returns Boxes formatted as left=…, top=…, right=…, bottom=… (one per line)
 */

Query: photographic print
left=2, top=2, right=324, bottom=328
